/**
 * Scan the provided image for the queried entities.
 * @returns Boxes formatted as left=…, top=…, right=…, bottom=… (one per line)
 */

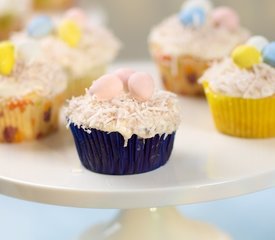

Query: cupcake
left=149, top=0, right=249, bottom=96
left=200, top=36, right=275, bottom=138
left=13, top=8, right=120, bottom=98
left=0, top=41, right=67, bottom=143
left=32, top=0, right=75, bottom=12
left=66, top=69, right=181, bottom=175
left=0, top=0, right=30, bottom=40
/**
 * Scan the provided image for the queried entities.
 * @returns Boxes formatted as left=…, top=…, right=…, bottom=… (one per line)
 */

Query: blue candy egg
left=263, top=42, right=275, bottom=67
left=179, top=7, right=206, bottom=27
left=27, top=16, right=54, bottom=38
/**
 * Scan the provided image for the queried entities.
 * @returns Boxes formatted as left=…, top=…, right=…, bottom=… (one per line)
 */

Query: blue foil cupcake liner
left=69, top=123, right=176, bottom=175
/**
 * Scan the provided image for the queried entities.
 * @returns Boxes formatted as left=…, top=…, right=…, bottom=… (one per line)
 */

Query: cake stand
left=1, top=63, right=275, bottom=239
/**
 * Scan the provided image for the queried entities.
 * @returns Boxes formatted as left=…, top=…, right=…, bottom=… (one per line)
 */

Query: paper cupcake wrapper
left=66, top=65, right=107, bottom=98
left=69, top=124, right=176, bottom=175
left=0, top=93, right=65, bottom=143
left=204, top=84, right=275, bottom=138
left=151, top=52, right=209, bottom=96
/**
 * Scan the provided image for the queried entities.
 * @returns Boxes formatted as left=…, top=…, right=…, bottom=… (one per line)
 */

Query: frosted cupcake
left=0, top=41, right=67, bottom=143
left=200, top=36, right=275, bottom=138
left=66, top=69, right=181, bottom=175
left=13, top=8, right=120, bottom=98
left=0, top=0, right=30, bottom=40
left=149, top=0, right=249, bottom=96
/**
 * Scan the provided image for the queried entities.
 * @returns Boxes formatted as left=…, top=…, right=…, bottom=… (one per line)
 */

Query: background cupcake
left=0, top=0, right=30, bottom=40
left=66, top=69, right=181, bottom=175
left=32, top=0, right=76, bottom=12
left=13, top=8, right=120, bottom=98
left=149, top=0, right=249, bottom=96
left=200, top=36, right=275, bottom=138
left=0, top=41, right=67, bottom=143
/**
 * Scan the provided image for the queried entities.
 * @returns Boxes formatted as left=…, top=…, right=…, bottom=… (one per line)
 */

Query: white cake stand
left=1, top=96, right=275, bottom=240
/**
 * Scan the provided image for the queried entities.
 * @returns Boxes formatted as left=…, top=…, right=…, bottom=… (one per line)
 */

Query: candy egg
left=58, top=19, right=82, bottom=47
left=27, top=15, right=54, bottom=38
left=89, top=74, right=124, bottom=101
left=114, top=68, right=136, bottom=90
left=182, top=0, right=213, bottom=13
left=0, top=41, right=15, bottom=76
left=247, top=36, right=269, bottom=52
left=128, top=72, right=155, bottom=101
left=211, top=7, right=240, bottom=31
left=15, top=39, right=42, bottom=63
left=232, top=45, right=261, bottom=69
left=262, top=42, right=275, bottom=67
left=65, top=8, right=88, bottom=27
left=179, top=7, right=206, bottom=27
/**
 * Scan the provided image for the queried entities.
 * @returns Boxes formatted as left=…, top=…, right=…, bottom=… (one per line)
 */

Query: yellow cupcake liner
left=0, top=92, right=65, bottom=143
left=151, top=52, right=209, bottom=96
left=66, top=65, right=107, bottom=98
left=203, top=83, right=275, bottom=138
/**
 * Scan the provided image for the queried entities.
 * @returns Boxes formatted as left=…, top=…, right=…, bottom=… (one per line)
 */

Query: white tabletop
left=0, top=62, right=275, bottom=209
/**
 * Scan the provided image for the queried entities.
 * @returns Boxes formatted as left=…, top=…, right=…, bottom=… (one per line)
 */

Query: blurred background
left=0, top=0, right=275, bottom=239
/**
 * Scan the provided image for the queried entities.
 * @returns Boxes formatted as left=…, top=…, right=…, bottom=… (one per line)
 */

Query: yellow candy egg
left=231, top=45, right=261, bottom=69
left=0, top=41, right=15, bottom=76
left=58, top=19, right=82, bottom=47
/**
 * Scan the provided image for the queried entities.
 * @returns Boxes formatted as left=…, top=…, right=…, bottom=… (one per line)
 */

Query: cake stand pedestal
left=1, top=97, right=275, bottom=240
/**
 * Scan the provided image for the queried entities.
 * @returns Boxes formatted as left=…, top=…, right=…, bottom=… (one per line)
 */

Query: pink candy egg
left=114, top=68, right=136, bottom=90
left=128, top=72, right=155, bottom=101
left=89, top=74, right=124, bottom=101
left=211, top=6, right=240, bottom=31
left=65, top=8, right=88, bottom=27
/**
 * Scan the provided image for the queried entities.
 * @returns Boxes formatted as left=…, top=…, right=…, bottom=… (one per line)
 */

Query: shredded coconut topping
left=0, top=59, right=67, bottom=101
left=149, top=15, right=249, bottom=60
left=66, top=90, right=181, bottom=143
left=200, top=58, right=275, bottom=99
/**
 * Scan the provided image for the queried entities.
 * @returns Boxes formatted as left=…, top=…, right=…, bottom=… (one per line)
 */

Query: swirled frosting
left=0, top=58, right=67, bottom=101
left=66, top=90, right=181, bottom=143
left=200, top=58, right=275, bottom=99
left=0, top=0, right=30, bottom=15
left=149, top=15, right=249, bottom=60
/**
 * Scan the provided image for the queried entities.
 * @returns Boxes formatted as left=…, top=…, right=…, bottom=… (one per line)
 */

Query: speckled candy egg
left=65, top=8, right=88, bottom=27
left=114, top=68, right=136, bottom=90
left=58, top=19, right=82, bottom=47
left=211, top=6, right=240, bottom=31
left=247, top=36, right=269, bottom=52
left=128, top=72, right=155, bottom=101
left=89, top=74, right=124, bottom=101
left=263, top=42, right=275, bottom=67
left=179, top=7, right=206, bottom=27
left=232, top=45, right=261, bottom=69
left=182, top=0, right=213, bottom=13
left=0, top=41, right=15, bottom=76
left=27, top=16, right=54, bottom=38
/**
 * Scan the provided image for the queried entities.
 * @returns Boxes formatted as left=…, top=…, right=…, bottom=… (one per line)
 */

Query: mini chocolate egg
left=89, top=74, right=124, bottom=101
left=182, top=0, right=213, bottom=13
left=247, top=36, right=269, bottom=52
left=262, top=42, right=275, bottom=67
left=211, top=6, right=240, bottom=31
left=16, top=39, right=42, bottom=63
left=27, top=16, right=54, bottom=38
left=232, top=45, right=261, bottom=69
left=179, top=7, right=206, bottom=27
left=114, top=68, right=136, bottom=90
left=128, top=72, right=155, bottom=101
left=0, top=41, right=15, bottom=76
left=65, top=8, right=88, bottom=27
left=58, top=19, right=82, bottom=47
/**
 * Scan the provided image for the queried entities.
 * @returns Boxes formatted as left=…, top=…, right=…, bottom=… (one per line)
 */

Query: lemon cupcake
left=13, top=8, right=120, bottom=98
left=149, top=0, right=249, bottom=96
left=0, top=41, right=67, bottom=143
left=200, top=36, right=275, bottom=138
left=66, top=69, right=181, bottom=175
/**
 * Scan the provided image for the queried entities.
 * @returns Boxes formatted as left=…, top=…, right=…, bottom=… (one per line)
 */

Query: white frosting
left=0, top=59, right=67, bottom=101
left=200, top=58, right=275, bottom=99
left=0, top=0, right=31, bottom=15
left=149, top=15, right=249, bottom=60
left=66, top=91, right=181, bottom=143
